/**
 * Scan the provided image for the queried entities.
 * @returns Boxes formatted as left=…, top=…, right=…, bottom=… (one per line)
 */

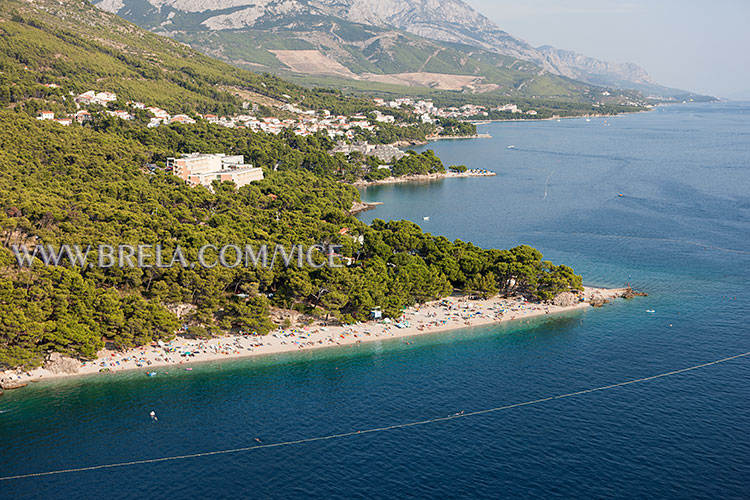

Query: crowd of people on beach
left=76, top=295, right=557, bottom=374
left=3, top=290, right=610, bottom=384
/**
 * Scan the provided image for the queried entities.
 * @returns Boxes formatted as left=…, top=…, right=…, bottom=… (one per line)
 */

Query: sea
left=1, top=102, right=749, bottom=499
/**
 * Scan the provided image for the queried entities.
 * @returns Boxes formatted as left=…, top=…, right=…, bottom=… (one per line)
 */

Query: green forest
left=0, top=111, right=582, bottom=369
left=0, top=1, right=421, bottom=123
left=87, top=115, right=451, bottom=181
left=0, top=0, right=583, bottom=371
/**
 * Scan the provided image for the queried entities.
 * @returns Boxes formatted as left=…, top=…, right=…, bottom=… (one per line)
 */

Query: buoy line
left=1, top=350, right=748, bottom=482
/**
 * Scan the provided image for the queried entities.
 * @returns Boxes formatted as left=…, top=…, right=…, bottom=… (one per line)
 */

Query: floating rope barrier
left=2, top=350, right=748, bottom=482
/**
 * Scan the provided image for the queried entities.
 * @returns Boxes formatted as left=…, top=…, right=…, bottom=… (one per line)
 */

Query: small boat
left=585, top=118, right=591, bottom=122
left=422, top=216, right=430, bottom=221
left=185, top=367, right=193, bottom=371
left=147, top=371, right=157, bottom=377
left=507, top=145, right=515, bottom=149
left=618, top=193, right=624, bottom=197
left=646, top=310, right=655, bottom=313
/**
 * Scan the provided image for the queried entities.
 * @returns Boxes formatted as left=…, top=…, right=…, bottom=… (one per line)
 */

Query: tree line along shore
left=1, top=287, right=644, bottom=389
left=0, top=110, right=584, bottom=372
left=0, top=0, right=640, bottom=374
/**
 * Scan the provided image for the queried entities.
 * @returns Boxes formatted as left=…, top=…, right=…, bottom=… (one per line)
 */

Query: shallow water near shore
left=2, top=102, right=750, bottom=499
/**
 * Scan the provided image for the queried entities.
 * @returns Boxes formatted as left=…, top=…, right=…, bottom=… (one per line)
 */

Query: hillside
left=92, top=0, right=689, bottom=99
left=0, top=1, right=268, bottom=114
left=90, top=0, right=639, bottom=103
left=0, top=0, right=411, bottom=118
left=0, top=109, right=582, bottom=370
left=0, top=0, right=584, bottom=370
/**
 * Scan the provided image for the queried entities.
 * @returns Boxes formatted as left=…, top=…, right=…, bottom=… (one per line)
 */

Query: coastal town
left=374, top=96, right=537, bottom=120
left=36, top=88, right=380, bottom=137
left=35, top=88, right=544, bottom=135
left=35, top=89, right=507, bottom=189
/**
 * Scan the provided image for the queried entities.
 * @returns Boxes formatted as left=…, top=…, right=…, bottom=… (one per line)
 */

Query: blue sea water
left=2, top=102, right=750, bottom=499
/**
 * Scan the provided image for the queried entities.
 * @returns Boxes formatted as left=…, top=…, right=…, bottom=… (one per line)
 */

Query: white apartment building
left=167, top=153, right=264, bottom=189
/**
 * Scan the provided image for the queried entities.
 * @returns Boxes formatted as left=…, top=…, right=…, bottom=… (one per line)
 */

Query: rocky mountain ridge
left=92, top=0, right=688, bottom=96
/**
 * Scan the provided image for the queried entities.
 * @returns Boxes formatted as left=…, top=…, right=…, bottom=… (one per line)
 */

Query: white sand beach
left=2, top=287, right=628, bottom=385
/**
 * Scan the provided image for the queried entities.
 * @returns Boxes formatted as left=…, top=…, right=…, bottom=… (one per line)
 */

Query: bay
left=2, top=102, right=749, bottom=499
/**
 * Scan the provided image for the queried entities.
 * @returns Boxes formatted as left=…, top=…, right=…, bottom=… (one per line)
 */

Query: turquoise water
left=2, top=102, right=750, bottom=498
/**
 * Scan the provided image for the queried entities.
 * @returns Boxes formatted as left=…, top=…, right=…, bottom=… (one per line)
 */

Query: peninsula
left=0, top=0, right=624, bottom=378
left=1, top=287, right=633, bottom=387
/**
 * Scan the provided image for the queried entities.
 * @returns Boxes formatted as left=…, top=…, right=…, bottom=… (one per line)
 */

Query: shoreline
left=349, top=200, right=384, bottom=215
left=355, top=109, right=653, bottom=194
left=424, top=133, right=492, bottom=141
left=2, top=287, right=633, bottom=387
left=387, top=110, right=653, bottom=149
left=353, top=169, right=496, bottom=188
left=469, top=108, right=653, bottom=125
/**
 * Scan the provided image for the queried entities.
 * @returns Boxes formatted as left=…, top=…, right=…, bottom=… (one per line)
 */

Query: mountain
left=537, top=46, right=656, bottom=89
left=0, top=0, right=411, bottom=120
left=323, top=0, right=677, bottom=94
left=87, top=0, right=621, bottom=101
left=536, top=46, right=702, bottom=99
left=0, top=0, right=303, bottom=115
left=315, top=0, right=554, bottom=69
left=0, top=0, right=636, bottom=139
left=311, top=0, right=694, bottom=98
left=91, top=0, right=684, bottom=98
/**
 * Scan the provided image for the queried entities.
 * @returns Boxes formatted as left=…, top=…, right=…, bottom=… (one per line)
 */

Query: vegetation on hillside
left=113, top=4, right=629, bottom=105
left=0, top=0, right=410, bottom=119
left=0, top=111, right=582, bottom=369
left=0, top=0, right=583, bottom=370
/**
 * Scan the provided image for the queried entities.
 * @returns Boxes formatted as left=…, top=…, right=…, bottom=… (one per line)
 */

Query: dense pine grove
left=0, top=0, right=583, bottom=370
left=0, top=112, right=581, bottom=369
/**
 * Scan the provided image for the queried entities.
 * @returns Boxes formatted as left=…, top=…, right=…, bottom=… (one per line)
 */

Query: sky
left=464, top=0, right=750, bottom=98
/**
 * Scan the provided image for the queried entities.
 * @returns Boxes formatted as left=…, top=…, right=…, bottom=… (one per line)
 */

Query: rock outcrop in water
left=586, top=287, right=647, bottom=307
left=349, top=201, right=383, bottom=215
left=0, top=379, right=28, bottom=390
left=589, top=295, right=609, bottom=308
left=621, top=287, right=648, bottom=299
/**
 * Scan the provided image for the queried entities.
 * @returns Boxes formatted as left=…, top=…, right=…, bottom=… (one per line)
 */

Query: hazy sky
left=464, top=0, right=750, bottom=98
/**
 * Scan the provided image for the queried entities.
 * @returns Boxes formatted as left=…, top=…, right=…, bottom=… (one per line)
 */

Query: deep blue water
left=2, top=102, right=750, bottom=499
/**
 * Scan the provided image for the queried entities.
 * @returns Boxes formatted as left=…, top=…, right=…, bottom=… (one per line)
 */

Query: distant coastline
left=388, top=133, right=491, bottom=148
left=390, top=111, right=651, bottom=149
left=469, top=108, right=653, bottom=125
